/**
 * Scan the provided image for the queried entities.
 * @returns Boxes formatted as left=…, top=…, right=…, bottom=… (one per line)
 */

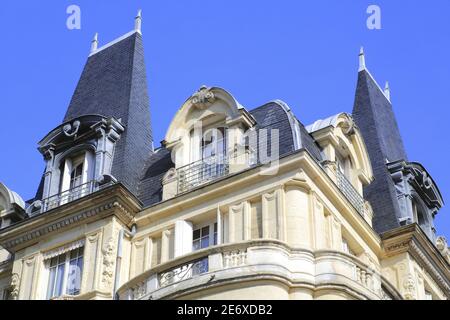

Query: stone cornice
left=381, top=224, right=450, bottom=297
left=0, top=184, right=142, bottom=253
left=136, top=149, right=381, bottom=250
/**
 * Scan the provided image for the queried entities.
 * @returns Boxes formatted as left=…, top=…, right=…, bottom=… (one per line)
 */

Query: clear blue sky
left=0, top=1, right=448, bottom=238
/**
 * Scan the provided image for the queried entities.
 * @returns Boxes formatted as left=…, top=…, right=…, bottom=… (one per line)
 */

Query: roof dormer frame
left=164, top=86, right=256, bottom=148
left=308, top=113, right=373, bottom=185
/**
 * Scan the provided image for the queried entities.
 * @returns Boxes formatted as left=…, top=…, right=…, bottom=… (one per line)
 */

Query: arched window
left=412, top=199, right=427, bottom=228
left=336, top=153, right=353, bottom=183
left=54, top=150, right=95, bottom=206
left=70, top=159, right=84, bottom=190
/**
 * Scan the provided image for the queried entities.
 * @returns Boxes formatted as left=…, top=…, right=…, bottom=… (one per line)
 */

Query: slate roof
left=137, top=100, right=323, bottom=208
left=63, top=31, right=153, bottom=197
left=352, top=69, right=407, bottom=233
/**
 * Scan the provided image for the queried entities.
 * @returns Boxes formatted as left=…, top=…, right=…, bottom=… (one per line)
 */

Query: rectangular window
left=193, top=223, right=218, bottom=251
left=46, top=247, right=84, bottom=299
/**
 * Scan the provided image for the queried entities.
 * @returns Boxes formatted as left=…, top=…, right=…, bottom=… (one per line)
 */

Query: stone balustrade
left=118, top=240, right=393, bottom=300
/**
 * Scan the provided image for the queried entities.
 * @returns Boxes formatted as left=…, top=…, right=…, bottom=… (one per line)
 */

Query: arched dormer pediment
left=164, top=86, right=255, bottom=146
left=38, top=115, right=125, bottom=159
left=306, top=113, right=373, bottom=185
left=388, top=160, right=444, bottom=211
left=34, top=115, right=126, bottom=211
left=0, top=183, right=25, bottom=213
left=0, top=183, right=26, bottom=228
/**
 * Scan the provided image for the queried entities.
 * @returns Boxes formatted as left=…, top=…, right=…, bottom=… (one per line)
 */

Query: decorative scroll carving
left=191, top=86, right=215, bottom=109
left=436, top=236, right=448, bottom=255
left=101, top=237, right=116, bottom=287
left=159, top=257, right=209, bottom=287
left=162, top=168, right=177, bottom=185
left=341, top=117, right=356, bottom=137
left=63, top=120, right=81, bottom=138
left=10, top=273, right=20, bottom=300
left=132, top=282, right=147, bottom=300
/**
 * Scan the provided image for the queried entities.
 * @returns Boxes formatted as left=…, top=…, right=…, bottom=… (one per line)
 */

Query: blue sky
left=0, top=1, right=448, bottom=238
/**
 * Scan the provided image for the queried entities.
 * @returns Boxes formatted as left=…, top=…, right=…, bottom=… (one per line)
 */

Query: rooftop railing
left=177, top=154, right=229, bottom=194
left=336, top=170, right=365, bottom=216
left=40, top=180, right=114, bottom=213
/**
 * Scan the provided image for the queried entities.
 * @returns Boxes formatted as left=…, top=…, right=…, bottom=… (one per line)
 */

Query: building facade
left=0, top=14, right=449, bottom=300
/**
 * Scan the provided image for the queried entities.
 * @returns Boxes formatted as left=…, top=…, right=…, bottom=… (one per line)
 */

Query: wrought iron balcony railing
left=158, top=257, right=209, bottom=288
left=177, top=155, right=229, bottom=194
left=40, top=180, right=114, bottom=213
left=336, top=170, right=365, bottom=216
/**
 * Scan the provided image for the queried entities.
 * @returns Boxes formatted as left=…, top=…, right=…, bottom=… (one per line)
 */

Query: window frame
left=192, top=222, right=218, bottom=252
left=45, top=246, right=84, bottom=300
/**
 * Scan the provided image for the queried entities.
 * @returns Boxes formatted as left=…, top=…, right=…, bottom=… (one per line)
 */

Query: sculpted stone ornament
left=62, top=120, right=81, bottom=138
left=402, top=274, right=416, bottom=300
left=342, top=117, right=356, bottom=136
left=191, top=86, right=216, bottom=109
left=162, top=168, right=177, bottom=184
left=10, top=273, right=20, bottom=300
left=436, top=237, right=449, bottom=262
left=101, top=237, right=116, bottom=288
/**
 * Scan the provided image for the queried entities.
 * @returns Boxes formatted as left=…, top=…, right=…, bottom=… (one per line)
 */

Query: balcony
left=118, top=240, right=391, bottom=300
left=39, top=180, right=114, bottom=213
left=177, top=155, right=229, bottom=194
left=336, top=170, right=365, bottom=216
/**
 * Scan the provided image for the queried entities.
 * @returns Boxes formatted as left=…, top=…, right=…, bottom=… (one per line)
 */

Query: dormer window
left=70, top=160, right=84, bottom=190
left=59, top=151, right=95, bottom=203
left=201, top=127, right=227, bottom=160
left=336, top=153, right=352, bottom=182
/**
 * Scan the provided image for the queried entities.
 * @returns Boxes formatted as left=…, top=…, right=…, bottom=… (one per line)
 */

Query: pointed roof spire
left=135, top=9, right=142, bottom=33
left=384, top=81, right=391, bottom=102
left=90, top=33, right=99, bottom=53
left=359, top=47, right=366, bottom=72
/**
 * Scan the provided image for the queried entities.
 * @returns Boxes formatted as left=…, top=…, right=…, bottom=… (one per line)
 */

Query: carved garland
left=101, top=237, right=117, bottom=288
left=10, top=273, right=20, bottom=300
left=191, top=86, right=216, bottom=109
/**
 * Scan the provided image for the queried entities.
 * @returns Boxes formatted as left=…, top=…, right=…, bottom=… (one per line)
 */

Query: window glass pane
left=193, top=229, right=201, bottom=240
left=70, top=249, right=77, bottom=260
left=193, top=239, right=201, bottom=251
left=46, top=267, right=57, bottom=299
left=201, top=236, right=209, bottom=249
left=213, top=223, right=218, bottom=245
left=54, top=262, right=65, bottom=297
left=66, top=256, right=83, bottom=296
left=202, top=226, right=209, bottom=236
left=50, top=257, right=58, bottom=267
left=46, top=248, right=84, bottom=299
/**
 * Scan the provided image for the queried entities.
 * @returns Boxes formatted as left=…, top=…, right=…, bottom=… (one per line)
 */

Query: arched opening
left=411, top=197, right=432, bottom=238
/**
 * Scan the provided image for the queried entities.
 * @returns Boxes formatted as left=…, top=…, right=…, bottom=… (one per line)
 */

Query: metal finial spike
left=135, top=9, right=142, bottom=33
left=359, top=46, right=366, bottom=71
left=384, top=81, right=391, bottom=101
left=91, top=33, right=99, bottom=53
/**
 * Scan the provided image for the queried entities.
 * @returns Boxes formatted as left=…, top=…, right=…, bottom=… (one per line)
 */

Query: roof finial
left=384, top=81, right=391, bottom=101
left=135, top=9, right=142, bottom=33
left=90, top=33, right=98, bottom=53
left=359, top=47, right=366, bottom=72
